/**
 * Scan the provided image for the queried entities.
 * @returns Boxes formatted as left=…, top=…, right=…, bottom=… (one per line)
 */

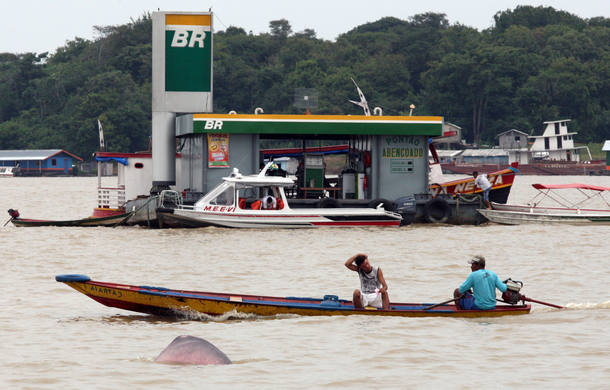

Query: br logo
left=169, top=26, right=206, bottom=48
left=204, top=120, right=223, bottom=130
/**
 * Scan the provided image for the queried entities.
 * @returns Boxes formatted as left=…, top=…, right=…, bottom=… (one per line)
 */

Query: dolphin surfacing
left=155, top=335, right=232, bottom=365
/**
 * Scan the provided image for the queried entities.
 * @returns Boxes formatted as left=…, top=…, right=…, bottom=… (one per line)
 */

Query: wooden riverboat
left=429, top=164, right=518, bottom=204
left=7, top=209, right=133, bottom=227
left=428, top=143, right=518, bottom=204
left=56, top=274, right=532, bottom=318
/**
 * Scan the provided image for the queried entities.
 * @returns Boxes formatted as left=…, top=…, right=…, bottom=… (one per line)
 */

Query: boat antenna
left=258, top=161, right=277, bottom=177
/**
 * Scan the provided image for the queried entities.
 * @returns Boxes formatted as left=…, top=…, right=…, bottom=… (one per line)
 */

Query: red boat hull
left=430, top=164, right=518, bottom=204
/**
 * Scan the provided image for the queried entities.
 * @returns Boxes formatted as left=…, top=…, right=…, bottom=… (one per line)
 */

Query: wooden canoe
left=56, top=275, right=531, bottom=318
left=9, top=211, right=133, bottom=227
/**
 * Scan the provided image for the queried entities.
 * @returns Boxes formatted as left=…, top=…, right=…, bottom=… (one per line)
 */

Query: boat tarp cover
left=95, top=156, right=128, bottom=166
left=532, top=183, right=610, bottom=192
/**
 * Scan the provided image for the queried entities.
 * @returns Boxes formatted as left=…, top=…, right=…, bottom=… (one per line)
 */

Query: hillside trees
left=0, top=7, right=608, bottom=158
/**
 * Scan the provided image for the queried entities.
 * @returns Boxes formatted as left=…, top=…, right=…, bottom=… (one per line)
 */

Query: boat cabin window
left=260, top=187, right=278, bottom=198
left=209, top=187, right=234, bottom=206
left=237, top=187, right=257, bottom=201
left=236, top=186, right=283, bottom=209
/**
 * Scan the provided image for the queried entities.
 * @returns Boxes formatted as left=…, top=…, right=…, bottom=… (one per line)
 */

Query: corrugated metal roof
left=543, top=119, right=571, bottom=124
left=0, top=149, right=68, bottom=161
left=496, top=129, right=529, bottom=137
left=435, top=150, right=463, bottom=158
left=461, top=149, right=508, bottom=157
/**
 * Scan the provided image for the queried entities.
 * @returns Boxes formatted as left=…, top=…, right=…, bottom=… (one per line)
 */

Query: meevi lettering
left=203, top=205, right=236, bottom=213
left=169, top=26, right=206, bottom=48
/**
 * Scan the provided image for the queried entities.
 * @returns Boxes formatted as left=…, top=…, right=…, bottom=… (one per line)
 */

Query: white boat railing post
left=97, top=187, right=126, bottom=209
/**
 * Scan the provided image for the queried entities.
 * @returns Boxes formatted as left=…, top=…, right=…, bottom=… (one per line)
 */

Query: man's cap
left=468, top=256, right=485, bottom=267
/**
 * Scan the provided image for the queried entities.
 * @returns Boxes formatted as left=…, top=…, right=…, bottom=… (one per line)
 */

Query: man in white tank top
left=345, top=253, right=389, bottom=310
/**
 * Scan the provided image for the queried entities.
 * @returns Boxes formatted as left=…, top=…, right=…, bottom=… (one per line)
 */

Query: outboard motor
left=393, top=195, right=416, bottom=225
left=8, top=209, right=20, bottom=219
left=501, top=278, right=524, bottom=304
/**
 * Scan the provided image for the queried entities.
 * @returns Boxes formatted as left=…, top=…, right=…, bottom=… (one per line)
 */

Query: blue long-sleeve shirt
left=459, top=269, right=507, bottom=310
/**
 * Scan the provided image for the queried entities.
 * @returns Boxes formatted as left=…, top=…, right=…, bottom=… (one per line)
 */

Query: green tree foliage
left=0, top=7, right=608, bottom=159
left=0, top=15, right=152, bottom=158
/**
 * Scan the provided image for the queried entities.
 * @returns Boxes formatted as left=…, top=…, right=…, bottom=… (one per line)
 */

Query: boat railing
left=158, top=190, right=184, bottom=209
left=97, top=186, right=125, bottom=209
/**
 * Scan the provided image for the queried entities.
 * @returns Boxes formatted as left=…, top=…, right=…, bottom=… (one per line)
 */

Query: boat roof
left=532, top=183, right=610, bottom=192
left=224, top=174, right=295, bottom=187
left=223, top=163, right=295, bottom=187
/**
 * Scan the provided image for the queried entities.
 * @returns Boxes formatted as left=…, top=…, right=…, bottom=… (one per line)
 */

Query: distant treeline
left=0, top=6, right=608, bottom=159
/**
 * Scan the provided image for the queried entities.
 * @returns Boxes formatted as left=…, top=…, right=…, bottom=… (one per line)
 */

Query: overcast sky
left=2, top=0, right=608, bottom=54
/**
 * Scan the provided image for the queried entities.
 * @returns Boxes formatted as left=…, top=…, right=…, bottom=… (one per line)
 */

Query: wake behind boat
left=478, top=183, right=610, bottom=225
left=156, top=162, right=402, bottom=228
left=55, top=274, right=532, bottom=318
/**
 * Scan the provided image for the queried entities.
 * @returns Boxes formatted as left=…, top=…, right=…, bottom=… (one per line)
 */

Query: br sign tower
left=152, top=12, right=213, bottom=189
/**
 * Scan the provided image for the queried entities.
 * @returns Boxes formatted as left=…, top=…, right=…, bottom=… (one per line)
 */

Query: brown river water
left=1, top=175, right=609, bottom=389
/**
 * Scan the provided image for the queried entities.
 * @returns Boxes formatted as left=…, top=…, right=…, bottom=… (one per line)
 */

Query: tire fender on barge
left=424, top=198, right=451, bottom=223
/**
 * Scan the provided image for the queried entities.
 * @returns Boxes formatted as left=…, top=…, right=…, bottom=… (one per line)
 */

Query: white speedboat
left=477, top=183, right=610, bottom=225
left=156, top=163, right=402, bottom=228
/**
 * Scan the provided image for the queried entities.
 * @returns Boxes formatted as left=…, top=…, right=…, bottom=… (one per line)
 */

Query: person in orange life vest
left=345, top=253, right=389, bottom=310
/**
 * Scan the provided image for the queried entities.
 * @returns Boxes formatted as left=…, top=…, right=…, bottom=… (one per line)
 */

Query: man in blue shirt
left=454, top=256, right=507, bottom=310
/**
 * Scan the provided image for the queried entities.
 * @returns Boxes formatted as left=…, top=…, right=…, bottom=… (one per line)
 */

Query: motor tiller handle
left=519, top=294, right=564, bottom=309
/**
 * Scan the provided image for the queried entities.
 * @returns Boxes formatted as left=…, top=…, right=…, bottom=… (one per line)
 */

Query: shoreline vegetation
left=0, top=6, right=608, bottom=161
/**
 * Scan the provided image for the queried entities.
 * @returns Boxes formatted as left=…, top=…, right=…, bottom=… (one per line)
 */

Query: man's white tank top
left=358, top=265, right=380, bottom=294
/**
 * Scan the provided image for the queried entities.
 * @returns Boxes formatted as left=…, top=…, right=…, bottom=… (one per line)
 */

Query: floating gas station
left=108, top=11, right=490, bottom=226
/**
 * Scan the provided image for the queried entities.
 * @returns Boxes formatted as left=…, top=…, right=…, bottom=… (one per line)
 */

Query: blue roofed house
left=0, top=149, right=83, bottom=176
